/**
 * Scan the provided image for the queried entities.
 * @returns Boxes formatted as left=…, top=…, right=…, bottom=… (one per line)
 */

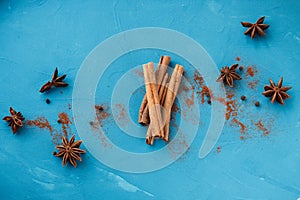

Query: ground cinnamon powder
left=232, top=118, right=246, bottom=134
left=167, top=123, right=189, bottom=160
left=193, top=72, right=212, bottom=104
left=27, top=116, right=66, bottom=145
left=185, top=86, right=195, bottom=106
left=246, top=66, right=257, bottom=77
left=248, top=80, right=259, bottom=89
left=193, top=71, right=205, bottom=88
left=89, top=104, right=112, bottom=148
left=200, top=86, right=211, bottom=104
left=27, top=117, right=53, bottom=133
left=57, top=112, right=72, bottom=138
left=115, top=103, right=130, bottom=126
left=170, top=67, right=274, bottom=143
left=94, top=105, right=110, bottom=126
left=255, top=120, right=270, bottom=136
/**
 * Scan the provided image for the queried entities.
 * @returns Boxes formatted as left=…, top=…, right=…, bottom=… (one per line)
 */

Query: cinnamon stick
left=163, top=64, right=184, bottom=142
left=138, top=56, right=170, bottom=125
left=145, top=73, right=169, bottom=144
left=143, top=62, right=164, bottom=143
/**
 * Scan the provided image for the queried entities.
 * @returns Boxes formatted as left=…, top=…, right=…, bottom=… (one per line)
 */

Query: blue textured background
left=1, top=0, right=300, bottom=199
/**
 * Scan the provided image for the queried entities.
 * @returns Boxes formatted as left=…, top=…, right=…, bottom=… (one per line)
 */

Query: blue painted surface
left=0, top=0, right=300, bottom=199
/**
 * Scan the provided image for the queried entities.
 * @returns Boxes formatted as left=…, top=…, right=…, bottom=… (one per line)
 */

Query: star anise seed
left=262, top=77, right=291, bottom=105
left=40, top=68, right=69, bottom=93
left=2, top=107, right=25, bottom=134
left=54, top=135, right=86, bottom=167
left=216, top=64, right=242, bottom=87
left=241, top=16, right=270, bottom=38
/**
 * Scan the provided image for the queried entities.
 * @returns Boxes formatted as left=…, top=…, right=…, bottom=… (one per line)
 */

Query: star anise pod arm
left=52, top=67, right=58, bottom=81
left=241, top=22, right=253, bottom=27
left=2, top=116, right=12, bottom=121
left=256, top=16, right=265, bottom=24
left=39, top=81, right=52, bottom=93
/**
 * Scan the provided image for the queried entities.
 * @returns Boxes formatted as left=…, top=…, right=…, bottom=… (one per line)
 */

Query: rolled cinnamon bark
left=163, top=64, right=184, bottom=142
left=160, top=83, right=168, bottom=106
left=158, top=73, right=168, bottom=104
left=145, top=73, right=169, bottom=144
left=138, top=56, right=171, bottom=125
left=143, top=62, right=164, bottom=143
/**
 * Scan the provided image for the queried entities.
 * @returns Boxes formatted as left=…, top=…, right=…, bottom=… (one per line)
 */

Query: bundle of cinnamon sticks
left=139, top=56, right=184, bottom=145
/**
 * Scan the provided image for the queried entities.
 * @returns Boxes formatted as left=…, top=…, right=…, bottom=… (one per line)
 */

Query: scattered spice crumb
left=68, top=103, right=72, bottom=110
left=255, top=120, right=270, bottom=136
left=216, top=146, right=221, bottom=153
left=89, top=104, right=112, bottom=148
left=190, top=67, right=277, bottom=143
left=27, top=117, right=53, bottom=133
left=115, top=103, right=130, bottom=126
left=178, top=82, right=190, bottom=95
left=246, top=66, right=257, bottom=77
left=232, top=118, right=247, bottom=134
left=167, top=124, right=189, bottom=160
left=89, top=119, right=111, bottom=148
left=94, top=104, right=110, bottom=126
left=27, top=116, right=63, bottom=145
left=57, top=112, right=72, bottom=138
left=171, top=103, right=180, bottom=113
left=193, top=71, right=204, bottom=88
left=96, top=105, right=104, bottom=111
left=204, top=90, right=237, bottom=120
left=193, top=72, right=213, bottom=105
left=224, top=93, right=237, bottom=120
left=46, top=99, right=50, bottom=104
left=200, top=86, right=211, bottom=104
left=248, top=80, right=259, bottom=89
left=185, top=86, right=195, bottom=106
left=134, top=68, right=144, bottom=77
left=236, top=57, right=241, bottom=61
left=171, top=103, right=180, bottom=121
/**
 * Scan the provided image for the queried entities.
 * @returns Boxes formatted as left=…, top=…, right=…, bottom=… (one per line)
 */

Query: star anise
left=241, top=16, right=270, bottom=38
left=54, top=135, right=86, bottom=167
left=39, top=67, right=68, bottom=93
left=2, top=107, right=25, bottom=134
left=216, top=64, right=242, bottom=87
left=262, top=77, right=292, bottom=105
